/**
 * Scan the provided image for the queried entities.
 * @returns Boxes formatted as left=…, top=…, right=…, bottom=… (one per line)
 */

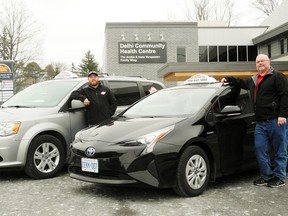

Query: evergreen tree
left=23, top=62, right=42, bottom=84
left=44, top=64, right=57, bottom=79
left=78, top=50, right=99, bottom=77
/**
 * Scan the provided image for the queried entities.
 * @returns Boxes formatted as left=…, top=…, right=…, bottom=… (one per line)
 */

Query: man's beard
left=90, top=81, right=99, bottom=87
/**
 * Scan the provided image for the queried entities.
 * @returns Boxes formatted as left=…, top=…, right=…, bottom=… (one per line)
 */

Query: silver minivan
left=0, top=74, right=165, bottom=179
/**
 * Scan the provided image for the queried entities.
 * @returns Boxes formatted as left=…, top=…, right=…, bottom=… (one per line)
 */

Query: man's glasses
left=256, top=59, right=269, bottom=64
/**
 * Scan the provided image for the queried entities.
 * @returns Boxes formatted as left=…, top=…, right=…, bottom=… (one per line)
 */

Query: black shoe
left=268, top=177, right=285, bottom=188
left=253, top=177, right=268, bottom=186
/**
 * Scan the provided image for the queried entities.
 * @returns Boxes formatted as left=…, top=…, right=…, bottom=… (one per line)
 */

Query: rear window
left=107, top=81, right=141, bottom=106
left=142, top=81, right=164, bottom=95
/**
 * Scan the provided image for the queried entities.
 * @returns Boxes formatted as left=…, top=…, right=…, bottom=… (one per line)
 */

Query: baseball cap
left=87, top=71, right=98, bottom=77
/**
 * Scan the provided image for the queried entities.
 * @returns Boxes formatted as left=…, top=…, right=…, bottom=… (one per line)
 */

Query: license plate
left=81, top=158, right=98, bottom=173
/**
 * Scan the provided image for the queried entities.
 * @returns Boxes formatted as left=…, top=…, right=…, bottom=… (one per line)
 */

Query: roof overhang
left=253, top=22, right=288, bottom=45
left=158, top=62, right=288, bottom=81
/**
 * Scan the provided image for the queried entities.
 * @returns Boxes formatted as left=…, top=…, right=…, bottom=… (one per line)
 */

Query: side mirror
left=69, top=100, right=85, bottom=112
left=220, top=105, right=241, bottom=114
left=215, top=105, right=242, bottom=118
left=71, top=100, right=85, bottom=109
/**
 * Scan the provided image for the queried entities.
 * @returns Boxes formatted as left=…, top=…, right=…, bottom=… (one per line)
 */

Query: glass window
left=280, top=39, right=284, bottom=54
left=214, top=88, right=240, bottom=113
left=177, top=47, right=186, bottom=62
left=219, top=46, right=228, bottom=62
left=107, top=81, right=140, bottom=106
left=268, top=44, right=271, bottom=58
left=236, top=89, right=254, bottom=114
left=199, top=46, right=208, bottom=62
left=238, top=46, right=247, bottom=61
left=228, top=46, right=237, bottom=61
left=248, top=46, right=257, bottom=61
left=142, top=82, right=163, bottom=95
left=209, top=46, right=217, bottom=62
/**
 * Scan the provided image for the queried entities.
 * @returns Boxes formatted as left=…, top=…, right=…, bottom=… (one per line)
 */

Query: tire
left=173, top=146, right=210, bottom=197
left=24, top=135, right=65, bottom=179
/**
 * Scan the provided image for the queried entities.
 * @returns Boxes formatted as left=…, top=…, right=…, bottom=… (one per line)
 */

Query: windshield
left=3, top=80, right=82, bottom=107
left=124, top=87, right=217, bottom=117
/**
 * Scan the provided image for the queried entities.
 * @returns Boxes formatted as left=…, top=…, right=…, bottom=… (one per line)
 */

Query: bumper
left=68, top=144, right=178, bottom=188
left=0, top=136, right=24, bottom=168
left=70, top=172, right=137, bottom=184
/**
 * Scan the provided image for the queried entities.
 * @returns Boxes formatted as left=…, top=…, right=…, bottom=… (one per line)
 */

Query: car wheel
left=173, top=146, right=210, bottom=197
left=24, top=135, right=65, bottom=179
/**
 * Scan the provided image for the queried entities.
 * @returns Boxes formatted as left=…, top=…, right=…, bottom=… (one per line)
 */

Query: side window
left=212, top=87, right=240, bottom=113
left=235, top=89, right=253, bottom=114
left=142, top=82, right=163, bottom=95
left=107, top=81, right=141, bottom=106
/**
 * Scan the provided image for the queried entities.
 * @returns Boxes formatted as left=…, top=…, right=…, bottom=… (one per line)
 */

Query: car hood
left=78, top=117, right=186, bottom=143
left=0, top=107, right=58, bottom=121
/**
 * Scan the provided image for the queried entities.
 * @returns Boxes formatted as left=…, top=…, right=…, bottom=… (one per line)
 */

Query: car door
left=208, top=87, right=256, bottom=175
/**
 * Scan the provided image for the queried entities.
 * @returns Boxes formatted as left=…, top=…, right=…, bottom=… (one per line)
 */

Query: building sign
left=119, top=42, right=167, bottom=64
left=0, top=72, right=13, bottom=80
left=0, top=61, right=14, bottom=103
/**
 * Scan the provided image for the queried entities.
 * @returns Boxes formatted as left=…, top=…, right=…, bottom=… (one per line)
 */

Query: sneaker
left=268, top=177, right=285, bottom=188
left=253, top=177, right=268, bottom=186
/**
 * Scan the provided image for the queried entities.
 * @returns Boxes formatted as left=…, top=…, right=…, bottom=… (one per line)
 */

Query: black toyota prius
left=68, top=74, right=257, bottom=197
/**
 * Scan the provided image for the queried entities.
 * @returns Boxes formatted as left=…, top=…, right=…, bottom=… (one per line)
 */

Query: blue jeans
left=286, top=121, right=288, bottom=162
left=254, top=119, right=287, bottom=181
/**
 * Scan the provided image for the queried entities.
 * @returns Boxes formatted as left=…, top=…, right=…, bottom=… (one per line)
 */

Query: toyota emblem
left=85, top=147, right=96, bottom=157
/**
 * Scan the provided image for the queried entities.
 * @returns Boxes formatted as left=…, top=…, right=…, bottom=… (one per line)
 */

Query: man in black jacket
left=221, top=54, right=288, bottom=188
left=70, top=71, right=117, bottom=125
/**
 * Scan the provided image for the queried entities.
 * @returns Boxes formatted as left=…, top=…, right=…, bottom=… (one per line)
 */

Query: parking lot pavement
left=0, top=169, right=288, bottom=216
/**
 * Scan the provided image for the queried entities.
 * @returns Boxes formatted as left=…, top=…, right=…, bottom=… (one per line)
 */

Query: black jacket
left=70, top=83, right=117, bottom=125
left=225, top=67, right=288, bottom=121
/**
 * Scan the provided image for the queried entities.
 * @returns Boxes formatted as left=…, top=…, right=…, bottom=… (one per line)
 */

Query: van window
left=107, top=81, right=140, bottom=106
left=142, top=82, right=163, bottom=95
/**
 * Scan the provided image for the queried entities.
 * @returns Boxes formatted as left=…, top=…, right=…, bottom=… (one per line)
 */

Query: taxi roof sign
left=184, top=74, right=218, bottom=85
left=54, top=71, right=78, bottom=79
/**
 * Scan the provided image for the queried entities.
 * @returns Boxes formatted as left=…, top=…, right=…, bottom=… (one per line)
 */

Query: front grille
left=69, top=166, right=132, bottom=180
left=73, top=149, right=123, bottom=159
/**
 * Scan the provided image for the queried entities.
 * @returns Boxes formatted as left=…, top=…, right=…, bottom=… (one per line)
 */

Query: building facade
left=103, top=0, right=288, bottom=86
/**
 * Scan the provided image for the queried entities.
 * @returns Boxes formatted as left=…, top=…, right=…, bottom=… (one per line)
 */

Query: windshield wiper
left=6, top=105, right=34, bottom=108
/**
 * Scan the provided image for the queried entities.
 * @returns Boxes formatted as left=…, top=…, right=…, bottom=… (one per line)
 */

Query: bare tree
left=213, top=0, right=235, bottom=26
left=44, top=62, right=68, bottom=78
left=0, top=0, right=42, bottom=92
left=0, top=0, right=42, bottom=72
left=183, top=0, right=210, bottom=21
left=252, top=0, right=282, bottom=16
left=182, top=0, right=236, bottom=26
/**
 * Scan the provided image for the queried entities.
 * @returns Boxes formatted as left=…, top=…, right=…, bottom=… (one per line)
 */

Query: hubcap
left=186, top=154, right=207, bottom=189
left=34, top=142, right=60, bottom=173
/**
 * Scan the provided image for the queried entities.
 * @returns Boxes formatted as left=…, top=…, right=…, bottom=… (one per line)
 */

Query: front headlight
left=0, top=121, right=21, bottom=136
left=123, top=125, right=175, bottom=155
left=73, top=131, right=82, bottom=143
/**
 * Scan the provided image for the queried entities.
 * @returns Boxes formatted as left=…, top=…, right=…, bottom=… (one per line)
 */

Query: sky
left=0, top=0, right=266, bottom=69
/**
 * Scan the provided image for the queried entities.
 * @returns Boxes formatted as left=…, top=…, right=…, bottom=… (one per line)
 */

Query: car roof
left=53, top=73, right=165, bottom=86
left=101, top=75, right=164, bottom=84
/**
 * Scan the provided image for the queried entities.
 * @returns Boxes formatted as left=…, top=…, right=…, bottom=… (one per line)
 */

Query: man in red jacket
left=221, top=54, right=288, bottom=188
